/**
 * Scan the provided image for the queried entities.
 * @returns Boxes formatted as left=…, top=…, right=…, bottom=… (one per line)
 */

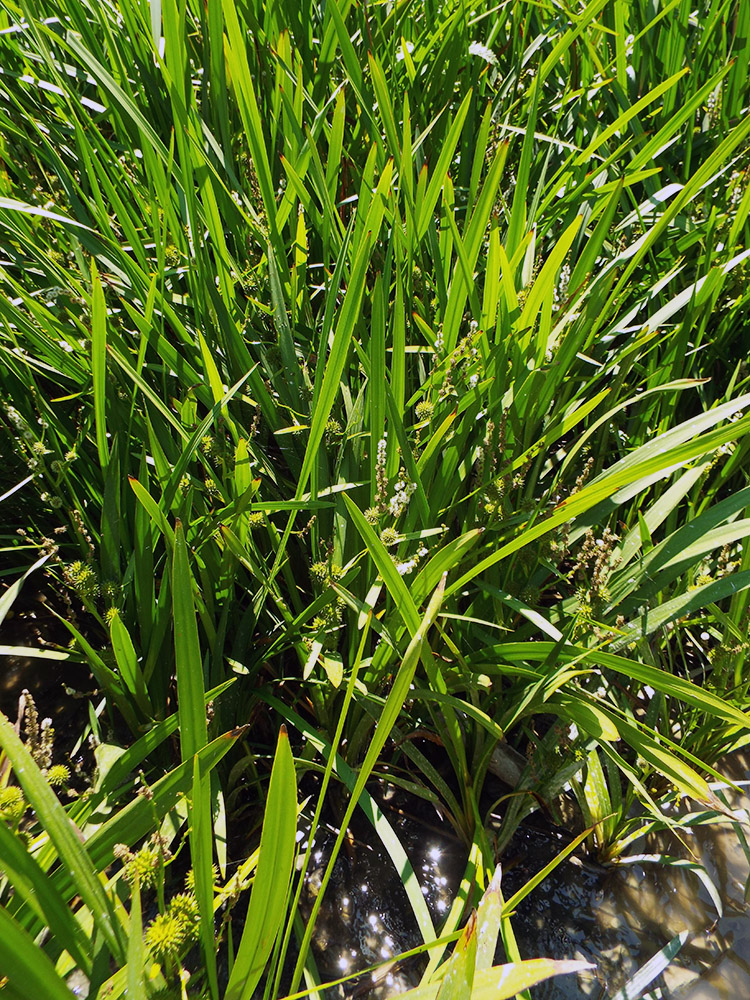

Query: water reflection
left=504, top=755, right=750, bottom=999
left=301, top=757, right=750, bottom=999
left=299, top=800, right=464, bottom=998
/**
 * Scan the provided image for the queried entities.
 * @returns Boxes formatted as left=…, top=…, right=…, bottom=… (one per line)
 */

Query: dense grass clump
left=2, top=0, right=750, bottom=997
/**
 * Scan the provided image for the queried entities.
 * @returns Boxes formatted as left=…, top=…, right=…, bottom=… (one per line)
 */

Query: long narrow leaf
left=225, top=726, right=297, bottom=1000
left=0, top=713, right=125, bottom=962
left=173, top=520, right=207, bottom=762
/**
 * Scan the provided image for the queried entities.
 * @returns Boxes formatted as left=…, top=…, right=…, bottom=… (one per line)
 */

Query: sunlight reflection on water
left=303, top=755, right=750, bottom=1000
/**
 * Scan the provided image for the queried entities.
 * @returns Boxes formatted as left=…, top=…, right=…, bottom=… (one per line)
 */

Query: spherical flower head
left=67, top=561, right=99, bottom=600
left=325, top=417, right=342, bottom=440
left=312, top=599, right=343, bottom=630
left=246, top=512, right=264, bottom=529
left=364, top=507, right=380, bottom=525
left=164, top=245, right=181, bottom=268
left=310, top=561, right=330, bottom=584
left=185, top=864, right=218, bottom=893
left=0, top=786, right=26, bottom=825
left=167, top=893, right=200, bottom=945
left=46, top=764, right=71, bottom=787
left=145, top=912, right=186, bottom=960
left=575, top=588, right=592, bottom=617
left=379, top=527, right=400, bottom=547
left=415, top=400, right=434, bottom=422
left=123, top=842, right=162, bottom=890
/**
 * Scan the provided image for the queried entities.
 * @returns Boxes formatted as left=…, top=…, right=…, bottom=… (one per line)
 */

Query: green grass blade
left=343, top=492, right=420, bottom=633
left=225, top=726, right=297, bottom=1000
left=48, top=729, right=247, bottom=901
left=109, top=610, right=154, bottom=717
left=417, top=90, right=473, bottom=242
left=296, top=161, right=393, bottom=500
left=85, top=681, right=234, bottom=811
left=0, top=906, right=78, bottom=1000
left=90, top=260, right=109, bottom=471
left=0, top=713, right=125, bottom=963
left=221, top=0, right=283, bottom=260
left=573, top=69, right=688, bottom=166
left=126, top=877, right=147, bottom=1000
left=0, top=553, right=49, bottom=628
left=290, top=575, right=447, bottom=990
left=506, top=73, right=540, bottom=258
left=192, top=755, right=219, bottom=999
left=593, top=708, right=712, bottom=802
left=0, top=818, right=92, bottom=975
left=608, top=930, right=690, bottom=1000
left=611, top=571, right=750, bottom=653
left=447, top=402, right=750, bottom=600
left=502, top=825, right=598, bottom=917
left=173, top=520, right=208, bottom=762
left=128, top=476, right=176, bottom=548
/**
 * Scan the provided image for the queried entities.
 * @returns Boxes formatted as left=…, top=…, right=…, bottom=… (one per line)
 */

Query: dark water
left=1, top=586, right=93, bottom=752
left=514, top=759, right=750, bottom=999
left=299, top=758, right=750, bottom=1000
left=298, top=803, right=465, bottom=998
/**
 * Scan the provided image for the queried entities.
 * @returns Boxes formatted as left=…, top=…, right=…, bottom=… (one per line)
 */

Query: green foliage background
left=2, top=0, right=750, bottom=996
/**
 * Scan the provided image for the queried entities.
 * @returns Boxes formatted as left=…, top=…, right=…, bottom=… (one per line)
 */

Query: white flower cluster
left=396, top=557, right=419, bottom=576
left=6, top=406, right=30, bottom=437
left=468, top=41, right=497, bottom=66
left=388, top=479, right=417, bottom=517
left=396, top=39, right=415, bottom=62
left=395, top=546, right=429, bottom=576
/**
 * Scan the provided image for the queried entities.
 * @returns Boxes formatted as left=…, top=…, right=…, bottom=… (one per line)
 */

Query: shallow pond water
left=513, top=755, right=750, bottom=1000
left=299, top=755, right=750, bottom=1000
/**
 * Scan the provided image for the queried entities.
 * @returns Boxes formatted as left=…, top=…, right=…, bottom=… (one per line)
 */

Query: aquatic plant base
left=296, top=762, right=750, bottom=1000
